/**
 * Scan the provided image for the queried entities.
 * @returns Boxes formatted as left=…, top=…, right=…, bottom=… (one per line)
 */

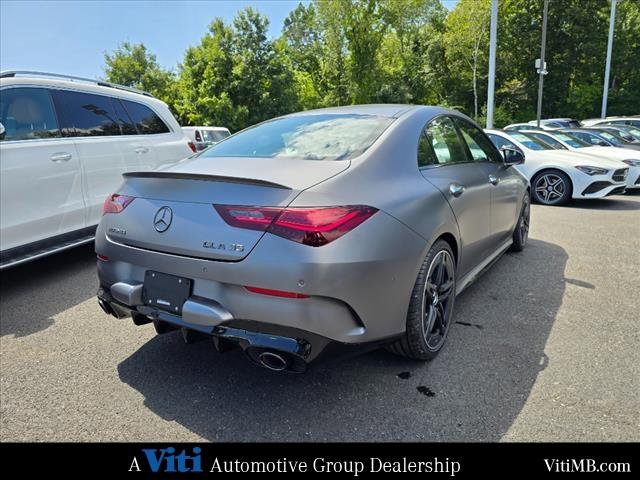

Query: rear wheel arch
left=436, top=232, right=458, bottom=270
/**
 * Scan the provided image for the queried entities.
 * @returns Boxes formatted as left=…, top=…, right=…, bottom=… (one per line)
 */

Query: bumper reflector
left=245, top=286, right=309, bottom=299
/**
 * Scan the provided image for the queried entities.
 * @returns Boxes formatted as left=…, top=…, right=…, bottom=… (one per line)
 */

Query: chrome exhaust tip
left=258, top=351, right=288, bottom=371
left=97, top=297, right=115, bottom=316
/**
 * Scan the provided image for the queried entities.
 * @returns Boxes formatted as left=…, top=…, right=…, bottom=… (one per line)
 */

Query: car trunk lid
left=102, top=157, right=349, bottom=261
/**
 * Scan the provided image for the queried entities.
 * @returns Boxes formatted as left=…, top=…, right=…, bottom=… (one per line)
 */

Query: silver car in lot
left=96, top=105, right=530, bottom=372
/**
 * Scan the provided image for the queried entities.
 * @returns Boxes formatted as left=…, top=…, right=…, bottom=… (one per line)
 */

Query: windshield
left=529, top=132, right=566, bottom=149
left=202, top=130, right=230, bottom=143
left=554, top=132, right=589, bottom=148
left=510, top=132, right=553, bottom=150
left=597, top=131, right=625, bottom=146
left=625, top=128, right=640, bottom=140
left=200, top=114, right=394, bottom=161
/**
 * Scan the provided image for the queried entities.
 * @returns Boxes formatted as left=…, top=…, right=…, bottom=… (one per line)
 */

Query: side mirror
left=0, top=122, right=5, bottom=140
left=501, top=146, right=525, bottom=166
left=597, top=140, right=609, bottom=146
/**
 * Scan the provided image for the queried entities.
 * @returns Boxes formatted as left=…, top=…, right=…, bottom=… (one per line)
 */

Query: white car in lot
left=485, top=130, right=629, bottom=205
left=0, top=71, right=194, bottom=268
left=182, top=126, right=230, bottom=151
left=581, top=116, right=640, bottom=128
left=521, top=129, right=640, bottom=191
left=504, top=121, right=561, bottom=131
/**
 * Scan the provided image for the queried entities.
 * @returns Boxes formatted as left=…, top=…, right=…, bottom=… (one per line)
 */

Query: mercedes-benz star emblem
left=153, top=206, right=173, bottom=233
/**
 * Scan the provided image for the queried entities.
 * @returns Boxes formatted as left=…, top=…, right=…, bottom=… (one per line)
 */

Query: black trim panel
left=123, top=171, right=291, bottom=190
left=581, top=181, right=613, bottom=195
left=0, top=226, right=97, bottom=263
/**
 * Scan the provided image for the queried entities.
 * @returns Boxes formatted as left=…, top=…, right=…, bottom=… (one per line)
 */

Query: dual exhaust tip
left=257, top=351, right=289, bottom=371
left=98, top=297, right=116, bottom=317
left=98, top=297, right=298, bottom=372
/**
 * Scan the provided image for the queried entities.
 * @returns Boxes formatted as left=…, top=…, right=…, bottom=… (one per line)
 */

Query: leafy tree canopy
left=103, top=0, right=640, bottom=130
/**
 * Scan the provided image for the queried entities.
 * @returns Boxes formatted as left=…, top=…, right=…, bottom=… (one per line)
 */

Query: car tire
left=510, top=192, right=530, bottom=252
left=387, top=240, right=456, bottom=361
left=531, top=169, right=572, bottom=205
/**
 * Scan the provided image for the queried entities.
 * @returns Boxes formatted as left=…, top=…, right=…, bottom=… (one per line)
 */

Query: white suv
left=0, top=71, right=194, bottom=268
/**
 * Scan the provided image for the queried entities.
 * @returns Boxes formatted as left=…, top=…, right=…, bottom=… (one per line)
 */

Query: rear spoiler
left=123, top=171, right=291, bottom=190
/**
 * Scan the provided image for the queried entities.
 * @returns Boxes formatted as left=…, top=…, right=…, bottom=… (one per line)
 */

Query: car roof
left=0, top=73, right=168, bottom=108
left=484, top=129, right=511, bottom=135
left=521, top=129, right=553, bottom=135
left=561, top=128, right=604, bottom=135
left=286, top=104, right=451, bottom=119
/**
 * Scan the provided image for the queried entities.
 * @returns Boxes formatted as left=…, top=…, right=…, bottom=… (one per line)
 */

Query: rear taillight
left=102, top=194, right=135, bottom=215
left=187, top=141, right=197, bottom=153
left=214, top=205, right=377, bottom=247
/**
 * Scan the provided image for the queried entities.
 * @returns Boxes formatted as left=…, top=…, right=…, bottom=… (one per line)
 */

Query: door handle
left=449, top=183, right=465, bottom=197
left=135, top=147, right=149, bottom=154
left=50, top=152, right=72, bottom=162
left=489, top=174, right=499, bottom=185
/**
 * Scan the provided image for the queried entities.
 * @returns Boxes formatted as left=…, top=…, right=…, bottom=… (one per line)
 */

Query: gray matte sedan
left=96, top=105, right=530, bottom=372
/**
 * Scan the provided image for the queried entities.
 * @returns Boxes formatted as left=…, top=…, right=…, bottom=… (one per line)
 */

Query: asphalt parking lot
left=1, top=194, right=639, bottom=442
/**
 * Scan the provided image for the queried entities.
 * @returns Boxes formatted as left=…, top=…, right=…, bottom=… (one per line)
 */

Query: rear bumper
left=97, top=287, right=395, bottom=372
left=95, top=209, right=428, bottom=346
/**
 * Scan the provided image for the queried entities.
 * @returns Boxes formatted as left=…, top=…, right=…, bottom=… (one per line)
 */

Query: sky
left=1, top=0, right=458, bottom=79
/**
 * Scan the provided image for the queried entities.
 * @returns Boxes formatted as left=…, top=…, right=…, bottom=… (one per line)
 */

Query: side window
left=56, top=90, right=121, bottom=137
left=0, top=88, right=61, bottom=141
left=121, top=100, right=170, bottom=134
left=424, top=116, right=468, bottom=165
left=487, top=134, right=522, bottom=154
left=417, top=130, right=438, bottom=167
left=454, top=118, right=501, bottom=162
left=111, top=98, right=137, bottom=135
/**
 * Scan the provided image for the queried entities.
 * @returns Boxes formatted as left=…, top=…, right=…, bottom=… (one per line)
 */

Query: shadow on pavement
left=567, top=196, right=640, bottom=211
left=0, top=244, right=97, bottom=338
left=118, top=239, right=569, bottom=441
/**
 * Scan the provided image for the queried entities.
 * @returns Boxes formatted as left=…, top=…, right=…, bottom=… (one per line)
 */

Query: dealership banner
left=1, top=442, right=635, bottom=476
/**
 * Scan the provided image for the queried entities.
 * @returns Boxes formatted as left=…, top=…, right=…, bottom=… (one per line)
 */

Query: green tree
left=317, top=0, right=387, bottom=103
left=101, top=0, right=640, bottom=131
left=444, top=0, right=491, bottom=120
left=173, top=8, right=298, bottom=131
left=103, top=42, right=177, bottom=104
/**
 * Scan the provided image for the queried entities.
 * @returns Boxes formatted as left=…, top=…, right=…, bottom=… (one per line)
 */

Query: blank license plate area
left=143, top=271, right=192, bottom=314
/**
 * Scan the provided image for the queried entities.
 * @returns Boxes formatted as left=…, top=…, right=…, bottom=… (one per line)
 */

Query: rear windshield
left=510, top=132, right=553, bottom=150
left=202, top=129, right=230, bottom=143
left=200, top=114, right=394, bottom=161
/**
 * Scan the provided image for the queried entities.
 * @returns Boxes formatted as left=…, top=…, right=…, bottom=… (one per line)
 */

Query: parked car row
left=0, top=71, right=231, bottom=269
left=505, top=115, right=640, bottom=131
left=485, top=129, right=638, bottom=205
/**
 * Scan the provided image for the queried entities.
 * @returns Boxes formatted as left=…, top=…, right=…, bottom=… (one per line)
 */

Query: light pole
left=601, top=0, right=617, bottom=118
left=536, top=0, right=549, bottom=128
left=486, top=0, right=499, bottom=129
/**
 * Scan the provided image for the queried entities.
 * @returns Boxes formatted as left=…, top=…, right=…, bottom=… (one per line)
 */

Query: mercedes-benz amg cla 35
left=96, top=105, right=530, bottom=372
